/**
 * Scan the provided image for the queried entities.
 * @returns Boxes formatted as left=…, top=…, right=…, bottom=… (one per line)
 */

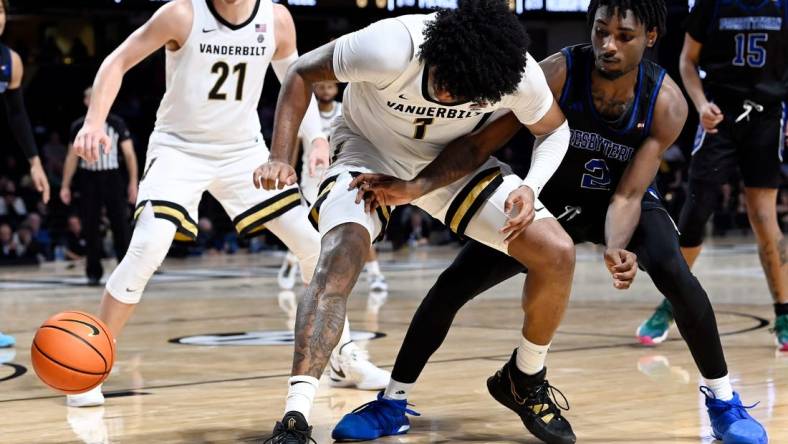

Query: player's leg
left=333, top=241, right=523, bottom=441
left=743, top=188, right=788, bottom=350
left=739, top=108, right=788, bottom=350
left=81, top=171, right=104, bottom=285
left=265, top=168, right=389, bottom=440
left=632, top=207, right=767, bottom=443
left=67, top=147, right=206, bottom=407
left=638, top=124, right=735, bottom=344
left=364, top=246, right=387, bottom=292
left=416, top=161, right=576, bottom=444
left=103, top=171, right=131, bottom=264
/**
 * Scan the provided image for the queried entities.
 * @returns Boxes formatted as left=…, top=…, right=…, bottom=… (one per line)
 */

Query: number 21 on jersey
left=209, top=62, right=247, bottom=101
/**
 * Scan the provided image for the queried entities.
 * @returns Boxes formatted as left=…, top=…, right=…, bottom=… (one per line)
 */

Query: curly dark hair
left=587, top=0, right=667, bottom=38
left=418, top=0, right=529, bottom=104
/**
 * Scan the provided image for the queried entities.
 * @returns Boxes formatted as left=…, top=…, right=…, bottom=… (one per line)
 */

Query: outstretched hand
left=348, top=173, right=422, bottom=213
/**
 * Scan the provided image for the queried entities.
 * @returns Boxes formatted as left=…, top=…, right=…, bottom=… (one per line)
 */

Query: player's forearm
left=605, top=196, right=641, bottom=250
left=85, top=57, right=126, bottom=128
left=270, top=70, right=313, bottom=165
left=521, top=120, right=570, bottom=197
left=4, top=89, right=39, bottom=160
left=679, top=56, right=708, bottom=112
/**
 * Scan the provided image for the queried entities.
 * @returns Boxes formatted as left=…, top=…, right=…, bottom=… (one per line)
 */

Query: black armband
left=4, top=88, right=39, bottom=159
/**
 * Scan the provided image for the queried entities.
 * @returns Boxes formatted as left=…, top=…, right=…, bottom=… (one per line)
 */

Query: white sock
left=284, top=375, right=319, bottom=421
left=383, top=379, right=414, bottom=401
left=516, top=336, right=550, bottom=376
left=365, top=260, right=381, bottom=276
left=705, top=374, right=733, bottom=401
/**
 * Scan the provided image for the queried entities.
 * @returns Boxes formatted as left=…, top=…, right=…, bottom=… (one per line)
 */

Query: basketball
left=31, top=311, right=115, bottom=394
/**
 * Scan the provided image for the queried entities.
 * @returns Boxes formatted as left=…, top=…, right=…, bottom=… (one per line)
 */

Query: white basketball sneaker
left=67, top=384, right=105, bottom=407
left=277, top=252, right=299, bottom=290
left=329, top=343, right=390, bottom=390
left=368, top=273, right=388, bottom=292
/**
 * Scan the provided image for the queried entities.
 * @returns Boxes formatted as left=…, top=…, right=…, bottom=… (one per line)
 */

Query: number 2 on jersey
left=413, top=118, right=434, bottom=140
left=208, top=62, right=247, bottom=101
left=581, top=159, right=611, bottom=190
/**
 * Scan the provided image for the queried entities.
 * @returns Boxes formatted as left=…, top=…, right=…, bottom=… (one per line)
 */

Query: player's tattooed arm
left=604, top=74, right=687, bottom=289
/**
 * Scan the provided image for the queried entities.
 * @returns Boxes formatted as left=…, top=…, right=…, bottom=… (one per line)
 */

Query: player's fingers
left=710, top=103, right=722, bottom=115
left=101, top=135, right=111, bottom=154
left=40, top=178, right=50, bottom=204
left=355, top=184, right=367, bottom=204
left=613, top=279, right=632, bottom=290
left=253, top=169, right=261, bottom=189
left=613, top=266, right=637, bottom=282
left=504, top=194, right=520, bottom=214
left=348, top=174, right=370, bottom=190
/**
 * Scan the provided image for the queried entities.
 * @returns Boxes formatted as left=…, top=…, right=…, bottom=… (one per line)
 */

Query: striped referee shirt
left=69, top=114, right=131, bottom=171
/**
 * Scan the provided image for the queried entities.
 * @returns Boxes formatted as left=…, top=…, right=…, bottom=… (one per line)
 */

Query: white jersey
left=330, top=14, right=554, bottom=180
left=155, top=0, right=275, bottom=145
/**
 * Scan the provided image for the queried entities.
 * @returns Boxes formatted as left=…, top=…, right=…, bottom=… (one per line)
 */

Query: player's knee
left=105, top=205, right=176, bottom=304
left=532, top=230, right=575, bottom=272
left=746, top=206, right=777, bottom=230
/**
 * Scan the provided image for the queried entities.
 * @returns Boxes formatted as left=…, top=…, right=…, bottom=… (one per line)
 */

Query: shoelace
left=735, top=100, right=764, bottom=123
left=263, top=424, right=316, bottom=444
left=700, top=387, right=759, bottom=419
left=351, top=397, right=420, bottom=430
left=509, top=371, right=570, bottom=417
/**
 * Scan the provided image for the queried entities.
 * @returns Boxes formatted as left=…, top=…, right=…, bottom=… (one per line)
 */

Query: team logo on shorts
left=169, top=330, right=385, bottom=346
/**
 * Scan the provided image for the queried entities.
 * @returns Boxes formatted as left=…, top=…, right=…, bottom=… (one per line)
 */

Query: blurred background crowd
left=1, top=0, right=786, bottom=270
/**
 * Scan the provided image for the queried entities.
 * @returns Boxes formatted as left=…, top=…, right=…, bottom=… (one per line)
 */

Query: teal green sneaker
left=636, top=300, right=674, bottom=346
left=774, top=314, right=788, bottom=352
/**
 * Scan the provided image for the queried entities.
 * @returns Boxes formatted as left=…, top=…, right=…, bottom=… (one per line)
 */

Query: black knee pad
left=678, top=180, right=722, bottom=248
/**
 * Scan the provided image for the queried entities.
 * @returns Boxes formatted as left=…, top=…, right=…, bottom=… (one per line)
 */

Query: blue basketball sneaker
left=701, top=387, right=768, bottom=444
left=332, top=391, right=420, bottom=441
left=636, top=299, right=674, bottom=346
left=0, top=332, right=15, bottom=348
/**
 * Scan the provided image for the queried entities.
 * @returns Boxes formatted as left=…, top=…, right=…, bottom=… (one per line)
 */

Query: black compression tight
left=391, top=208, right=728, bottom=384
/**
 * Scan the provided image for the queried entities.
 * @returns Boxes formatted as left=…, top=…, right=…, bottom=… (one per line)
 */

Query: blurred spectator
left=0, top=180, right=27, bottom=226
left=64, top=214, right=86, bottom=261
left=195, top=217, right=225, bottom=255
left=14, top=223, right=41, bottom=264
left=0, top=222, right=15, bottom=261
left=24, top=212, right=51, bottom=258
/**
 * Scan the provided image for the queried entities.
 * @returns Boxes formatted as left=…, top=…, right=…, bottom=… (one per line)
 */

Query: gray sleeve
left=332, top=18, right=414, bottom=89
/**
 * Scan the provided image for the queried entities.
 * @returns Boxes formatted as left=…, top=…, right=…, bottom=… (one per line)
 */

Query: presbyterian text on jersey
left=199, top=43, right=267, bottom=56
left=570, top=129, right=635, bottom=162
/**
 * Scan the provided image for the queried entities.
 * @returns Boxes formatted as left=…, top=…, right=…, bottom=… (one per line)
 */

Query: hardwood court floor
left=0, top=239, right=786, bottom=443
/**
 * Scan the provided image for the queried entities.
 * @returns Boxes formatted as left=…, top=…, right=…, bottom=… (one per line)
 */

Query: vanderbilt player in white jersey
left=278, top=81, right=388, bottom=293
left=257, top=2, right=577, bottom=442
left=68, top=0, right=389, bottom=408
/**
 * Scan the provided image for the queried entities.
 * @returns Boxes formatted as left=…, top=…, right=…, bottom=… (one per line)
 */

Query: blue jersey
left=538, top=44, right=666, bottom=240
left=0, top=44, right=12, bottom=93
left=687, top=0, right=788, bottom=103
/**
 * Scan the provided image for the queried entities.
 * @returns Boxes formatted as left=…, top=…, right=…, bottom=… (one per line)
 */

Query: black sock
left=775, top=302, right=788, bottom=317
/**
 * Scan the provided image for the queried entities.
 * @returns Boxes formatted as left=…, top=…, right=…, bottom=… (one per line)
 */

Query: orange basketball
left=31, top=311, right=116, bottom=394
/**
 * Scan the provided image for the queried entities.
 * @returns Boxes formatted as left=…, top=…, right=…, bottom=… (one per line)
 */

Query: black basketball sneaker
left=264, top=411, right=316, bottom=444
left=487, top=350, right=575, bottom=444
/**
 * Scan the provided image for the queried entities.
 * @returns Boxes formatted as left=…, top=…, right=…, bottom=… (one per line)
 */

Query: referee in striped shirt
left=61, top=87, right=138, bottom=286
